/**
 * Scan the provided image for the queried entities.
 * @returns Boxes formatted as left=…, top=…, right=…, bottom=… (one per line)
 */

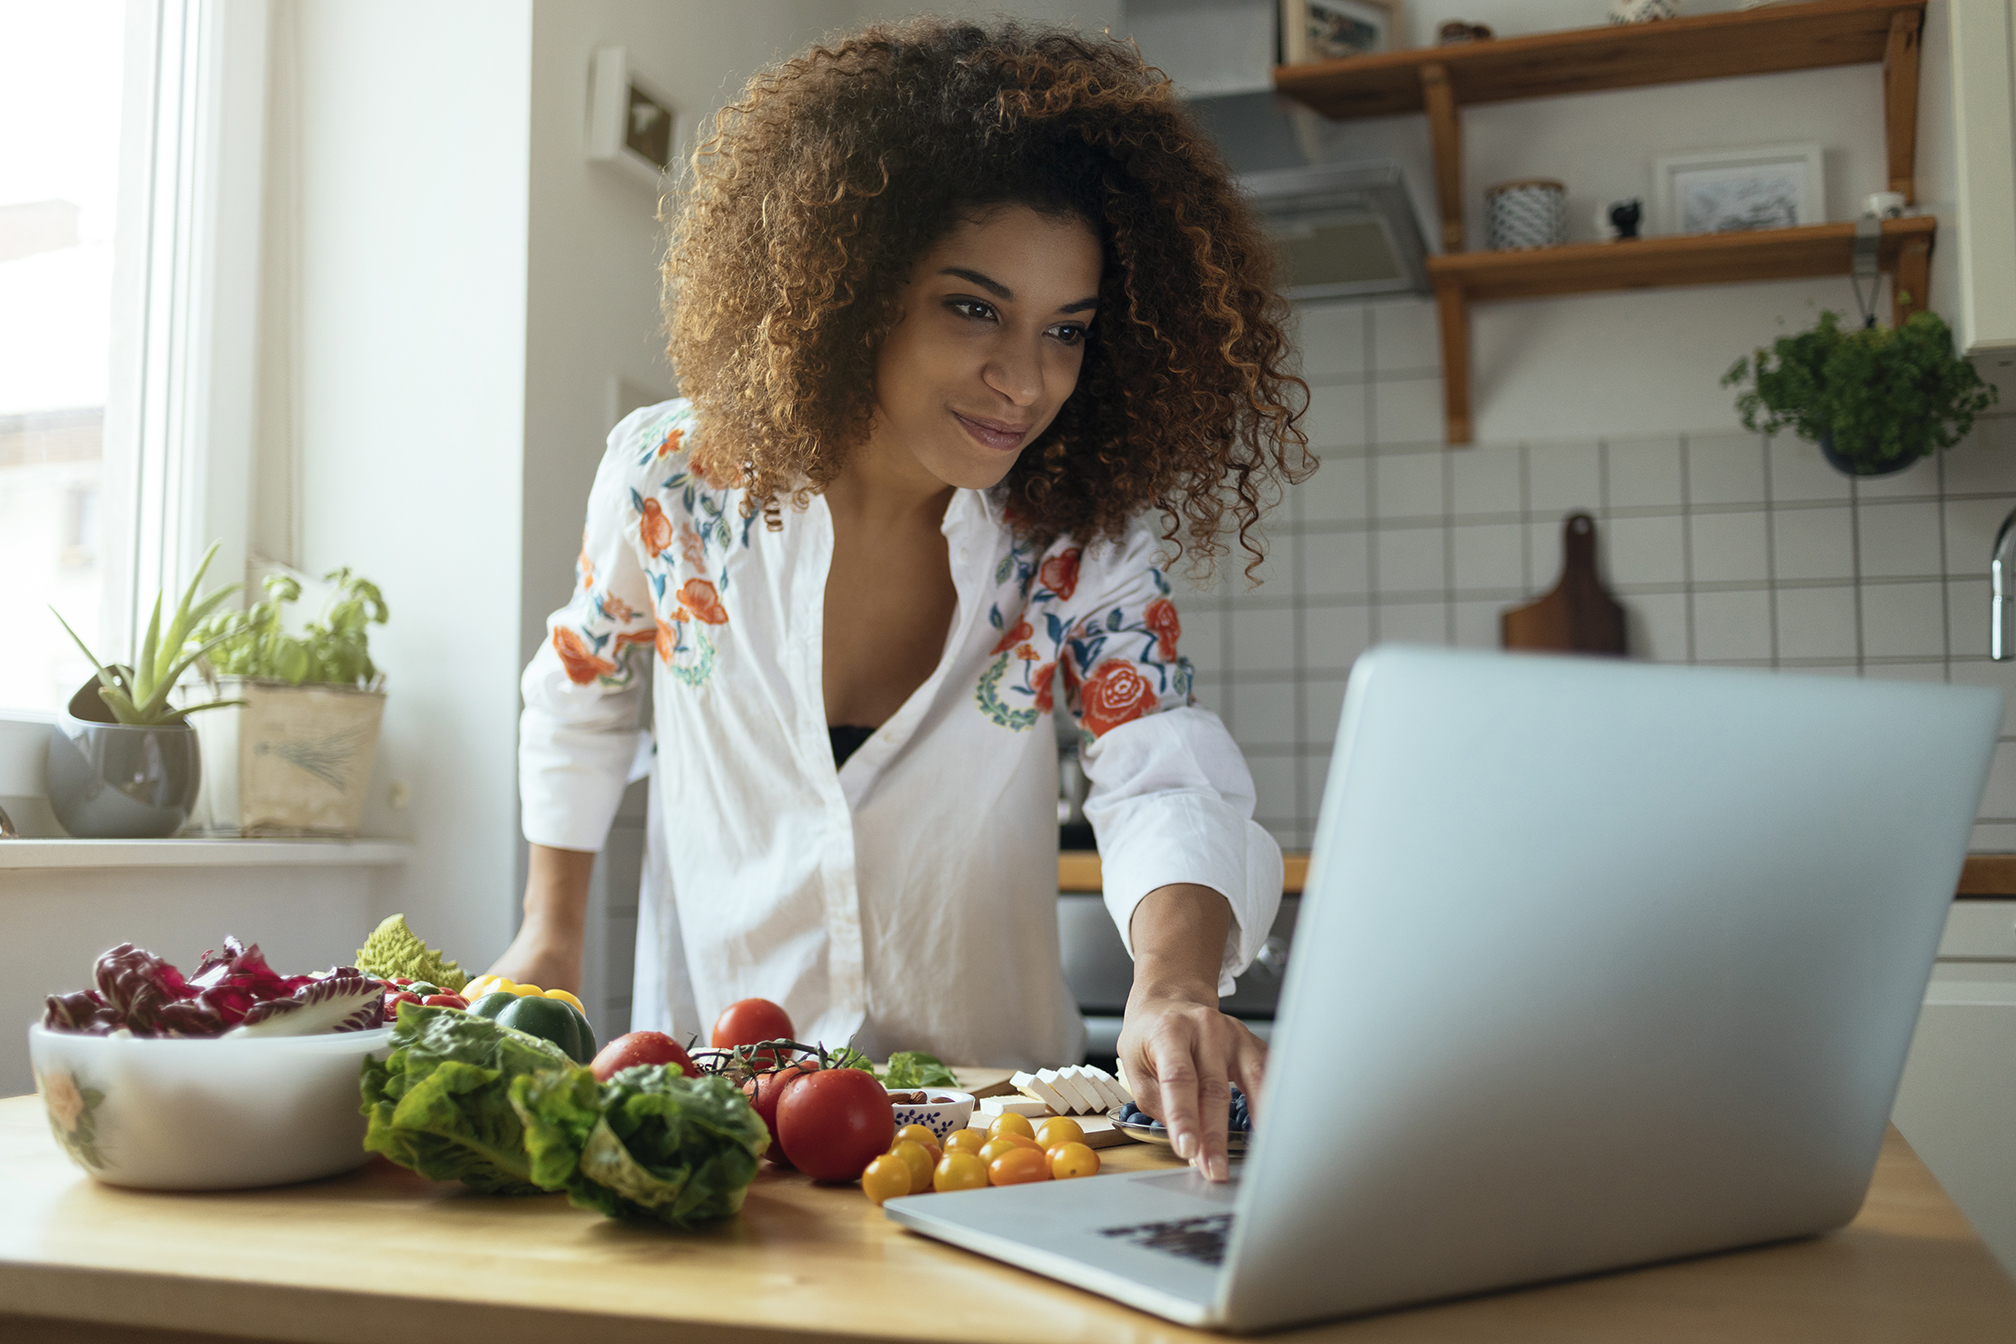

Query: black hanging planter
left=1816, top=430, right=1919, bottom=479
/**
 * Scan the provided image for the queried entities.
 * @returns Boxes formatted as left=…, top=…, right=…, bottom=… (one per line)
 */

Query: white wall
left=268, top=0, right=535, bottom=965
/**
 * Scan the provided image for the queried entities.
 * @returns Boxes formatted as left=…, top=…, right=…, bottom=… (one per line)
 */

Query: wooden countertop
left=1060, top=852, right=2016, bottom=897
left=2, top=1093, right=2012, bottom=1343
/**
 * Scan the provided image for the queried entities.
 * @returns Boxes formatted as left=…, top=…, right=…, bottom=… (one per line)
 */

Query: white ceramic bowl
left=27, top=1023, right=393, bottom=1190
left=889, top=1088, right=975, bottom=1141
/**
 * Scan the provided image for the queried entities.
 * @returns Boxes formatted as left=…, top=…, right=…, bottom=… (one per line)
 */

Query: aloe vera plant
left=50, top=542, right=248, bottom=726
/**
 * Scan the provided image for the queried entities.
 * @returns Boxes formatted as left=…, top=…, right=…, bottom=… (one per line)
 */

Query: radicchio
left=40, top=937, right=387, bottom=1038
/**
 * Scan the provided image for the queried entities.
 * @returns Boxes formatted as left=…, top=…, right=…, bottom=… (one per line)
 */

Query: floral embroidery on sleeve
left=975, top=540, right=1193, bottom=738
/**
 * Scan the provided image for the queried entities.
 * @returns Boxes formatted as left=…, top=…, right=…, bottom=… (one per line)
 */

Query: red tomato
left=743, top=1060, right=819, bottom=1164
left=777, top=1067, right=894, bottom=1182
left=711, top=997, right=796, bottom=1068
left=421, top=993, right=468, bottom=1009
left=589, top=1031, right=698, bottom=1083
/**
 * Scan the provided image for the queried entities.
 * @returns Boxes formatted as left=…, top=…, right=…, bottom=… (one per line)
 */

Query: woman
left=491, top=17, right=1310, bottom=1182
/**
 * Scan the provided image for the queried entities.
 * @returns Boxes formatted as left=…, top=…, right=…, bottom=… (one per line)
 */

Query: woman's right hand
left=477, top=844, right=595, bottom=994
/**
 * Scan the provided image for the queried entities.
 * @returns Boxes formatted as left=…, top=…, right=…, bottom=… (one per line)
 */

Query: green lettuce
left=359, top=1003, right=572, bottom=1194
left=354, top=914, right=466, bottom=993
left=880, top=1051, right=958, bottom=1090
left=511, top=1065, right=769, bottom=1228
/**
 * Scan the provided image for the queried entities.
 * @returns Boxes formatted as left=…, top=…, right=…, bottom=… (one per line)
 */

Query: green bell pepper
left=469, top=990, right=597, bottom=1064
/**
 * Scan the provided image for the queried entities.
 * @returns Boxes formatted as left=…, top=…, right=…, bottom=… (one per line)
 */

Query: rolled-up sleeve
left=1052, top=527, right=1284, bottom=995
left=520, top=411, right=661, bottom=853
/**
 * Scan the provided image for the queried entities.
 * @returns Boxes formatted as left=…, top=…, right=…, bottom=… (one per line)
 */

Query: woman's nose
left=982, top=338, right=1044, bottom=407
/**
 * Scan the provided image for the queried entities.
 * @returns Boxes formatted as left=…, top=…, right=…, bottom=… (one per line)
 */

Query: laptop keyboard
left=1098, top=1212, right=1235, bottom=1266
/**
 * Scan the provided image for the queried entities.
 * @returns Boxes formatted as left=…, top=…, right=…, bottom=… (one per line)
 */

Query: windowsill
left=0, top=838, right=413, bottom=870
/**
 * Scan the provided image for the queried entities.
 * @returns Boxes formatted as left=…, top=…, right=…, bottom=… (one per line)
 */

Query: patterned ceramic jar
left=1485, top=179, right=1568, bottom=251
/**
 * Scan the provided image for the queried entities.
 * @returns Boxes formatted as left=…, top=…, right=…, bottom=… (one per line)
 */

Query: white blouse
left=520, top=400, right=1282, bottom=1070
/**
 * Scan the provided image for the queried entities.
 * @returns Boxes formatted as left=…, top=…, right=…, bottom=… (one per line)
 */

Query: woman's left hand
left=1120, top=882, right=1268, bottom=1183
left=1117, top=992, right=1267, bottom=1183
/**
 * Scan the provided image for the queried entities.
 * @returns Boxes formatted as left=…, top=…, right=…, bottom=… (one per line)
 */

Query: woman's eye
left=1049, top=323, right=1089, bottom=346
left=947, top=298, right=997, bottom=322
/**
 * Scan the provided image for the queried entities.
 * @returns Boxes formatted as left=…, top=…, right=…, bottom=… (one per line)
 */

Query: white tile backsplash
left=1372, top=377, right=1445, bottom=446
left=1605, top=436, right=1685, bottom=509
left=1859, top=582, right=1946, bottom=659
left=1375, top=524, right=1447, bottom=595
left=1770, top=506, right=1855, bottom=582
left=1527, top=440, right=1602, bottom=516
left=1688, top=511, right=1771, bottom=585
left=1374, top=450, right=1445, bottom=520
left=1686, top=432, right=1768, bottom=506
left=1206, top=309, right=2007, bottom=847
left=1604, top=513, right=1687, bottom=586
left=1301, top=528, right=1372, bottom=598
left=1856, top=501, right=1944, bottom=578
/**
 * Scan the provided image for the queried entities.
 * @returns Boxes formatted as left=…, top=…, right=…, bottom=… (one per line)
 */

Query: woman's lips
left=954, top=411, right=1030, bottom=452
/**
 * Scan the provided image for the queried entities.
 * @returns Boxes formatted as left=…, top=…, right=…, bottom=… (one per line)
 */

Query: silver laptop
left=884, top=644, right=2001, bottom=1332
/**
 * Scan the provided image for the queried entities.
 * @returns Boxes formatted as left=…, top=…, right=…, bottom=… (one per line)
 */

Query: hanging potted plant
left=46, top=543, right=244, bottom=838
left=187, top=568, right=390, bottom=837
left=1722, top=309, right=1998, bottom=477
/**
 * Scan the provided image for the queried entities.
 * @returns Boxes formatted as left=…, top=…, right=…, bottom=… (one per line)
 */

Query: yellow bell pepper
left=461, top=976, right=585, bottom=1015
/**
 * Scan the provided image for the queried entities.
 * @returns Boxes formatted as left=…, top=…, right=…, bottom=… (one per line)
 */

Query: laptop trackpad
left=1135, top=1169, right=1242, bottom=1203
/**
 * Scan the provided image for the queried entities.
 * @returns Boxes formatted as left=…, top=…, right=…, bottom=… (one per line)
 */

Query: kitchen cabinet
left=1947, top=0, right=2016, bottom=357
left=1893, top=898, right=2016, bottom=1276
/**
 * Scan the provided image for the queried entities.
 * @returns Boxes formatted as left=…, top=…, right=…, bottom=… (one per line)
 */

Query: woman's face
left=867, top=203, right=1102, bottom=492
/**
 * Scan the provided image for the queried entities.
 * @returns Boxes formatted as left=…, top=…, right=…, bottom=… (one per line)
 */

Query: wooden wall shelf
left=1274, top=0, right=1923, bottom=121
left=1272, top=0, right=1930, bottom=445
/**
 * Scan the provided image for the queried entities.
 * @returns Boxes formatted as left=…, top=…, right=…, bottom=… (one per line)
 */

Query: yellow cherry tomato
left=861, top=1154, right=913, bottom=1205
left=1048, top=1141, right=1101, bottom=1179
left=988, top=1113, right=1036, bottom=1141
left=988, top=1147, right=1052, bottom=1186
left=889, top=1140, right=936, bottom=1195
left=1035, top=1116, right=1085, bottom=1149
left=943, top=1127, right=989, bottom=1156
left=894, top=1124, right=943, bottom=1156
left=977, top=1138, right=1023, bottom=1166
left=933, top=1151, right=990, bottom=1192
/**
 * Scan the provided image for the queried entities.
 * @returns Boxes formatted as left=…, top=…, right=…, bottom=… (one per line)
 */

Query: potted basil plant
left=1722, top=309, right=1998, bottom=477
left=186, top=568, right=390, bottom=837
left=46, top=543, right=244, bottom=838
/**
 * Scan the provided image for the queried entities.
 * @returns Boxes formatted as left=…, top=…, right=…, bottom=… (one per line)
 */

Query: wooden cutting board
left=1501, top=511, right=1627, bottom=655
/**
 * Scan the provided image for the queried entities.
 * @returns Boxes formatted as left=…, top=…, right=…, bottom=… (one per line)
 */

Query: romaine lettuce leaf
left=511, top=1065, right=769, bottom=1228
left=880, top=1051, right=958, bottom=1090
left=360, top=1003, right=572, bottom=1194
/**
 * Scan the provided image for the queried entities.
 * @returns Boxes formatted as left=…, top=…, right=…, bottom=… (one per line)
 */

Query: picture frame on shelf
left=588, top=46, right=683, bottom=187
left=1651, top=143, right=1825, bottom=236
left=1281, top=0, right=1405, bottom=64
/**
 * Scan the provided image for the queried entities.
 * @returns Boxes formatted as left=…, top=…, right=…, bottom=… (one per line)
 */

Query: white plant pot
left=191, top=679, right=385, bottom=837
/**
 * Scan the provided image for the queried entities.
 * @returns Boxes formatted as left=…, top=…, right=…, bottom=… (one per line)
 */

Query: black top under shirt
left=828, top=725, right=876, bottom=769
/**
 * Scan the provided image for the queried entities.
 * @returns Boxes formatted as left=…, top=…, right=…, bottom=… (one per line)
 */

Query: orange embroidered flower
left=1039, top=548, right=1082, bottom=600
left=1031, top=663, right=1056, bottom=713
left=1143, top=597, right=1181, bottom=660
left=639, top=498, right=673, bottom=558
left=655, top=425, right=685, bottom=460
left=655, top=618, right=679, bottom=663
left=1014, top=642, right=1039, bottom=662
left=1080, top=659, right=1158, bottom=737
left=678, top=523, right=706, bottom=567
left=553, top=627, right=616, bottom=685
left=992, top=617, right=1033, bottom=655
left=678, top=577, right=729, bottom=624
left=601, top=593, right=638, bottom=624
left=614, top=628, right=655, bottom=650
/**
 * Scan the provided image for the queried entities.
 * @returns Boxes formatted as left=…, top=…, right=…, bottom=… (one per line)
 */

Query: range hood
left=1187, top=92, right=1430, bottom=301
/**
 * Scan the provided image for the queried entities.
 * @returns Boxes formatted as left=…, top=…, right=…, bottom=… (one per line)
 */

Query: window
left=0, top=3, right=126, bottom=713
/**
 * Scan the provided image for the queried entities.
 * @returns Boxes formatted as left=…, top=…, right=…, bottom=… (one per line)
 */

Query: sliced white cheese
left=1085, top=1063, right=1133, bottom=1106
left=1022, top=1070, right=1073, bottom=1113
left=978, top=1096, right=1050, bottom=1118
left=1051, top=1067, right=1104, bottom=1114
left=1035, top=1068, right=1091, bottom=1115
left=1069, top=1065, right=1123, bottom=1112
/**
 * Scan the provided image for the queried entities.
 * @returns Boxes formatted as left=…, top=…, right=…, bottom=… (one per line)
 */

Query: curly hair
left=663, top=16, right=1311, bottom=576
